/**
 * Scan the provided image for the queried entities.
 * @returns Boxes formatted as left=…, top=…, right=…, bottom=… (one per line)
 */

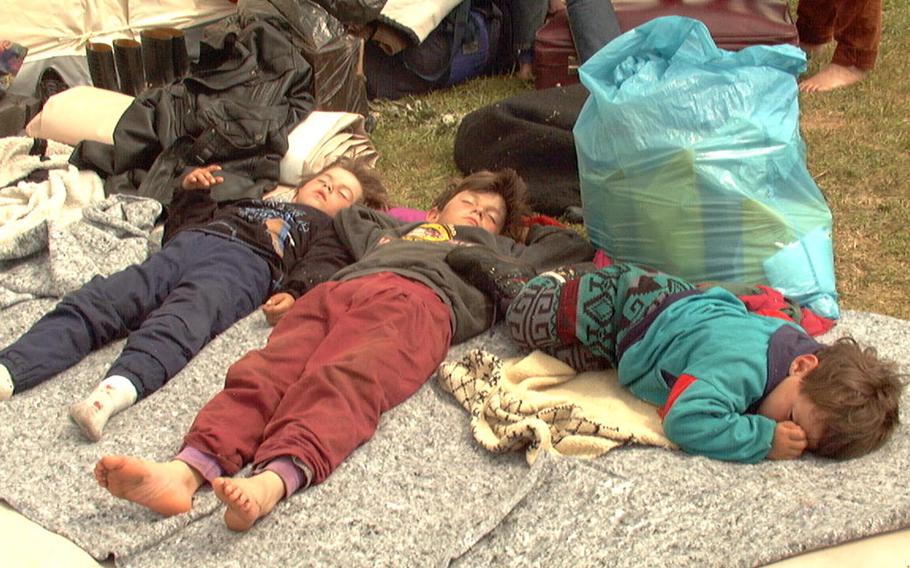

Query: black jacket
left=71, top=10, right=316, bottom=206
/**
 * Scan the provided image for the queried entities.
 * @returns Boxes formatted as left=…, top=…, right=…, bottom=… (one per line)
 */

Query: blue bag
left=575, top=16, right=839, bottom=318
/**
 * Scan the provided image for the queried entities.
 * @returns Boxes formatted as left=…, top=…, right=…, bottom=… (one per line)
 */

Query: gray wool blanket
left=0, top=195, right=162, bottom=309
left=0, top=286, right=910, bottom=566
left=0, top=136, right=162, bottom=309
left=0, top=270, right=908, bottom=568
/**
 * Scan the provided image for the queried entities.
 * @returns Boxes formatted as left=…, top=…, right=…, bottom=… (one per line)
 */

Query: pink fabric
left=174, top=446, right=223, bottom=482
left=593, top=249, right=613, bottom=268
left=386, top=207, right=427, bottom=223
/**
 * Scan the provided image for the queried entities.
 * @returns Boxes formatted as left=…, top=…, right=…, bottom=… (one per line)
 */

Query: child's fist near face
left=767, top=421, right=808, bottom=460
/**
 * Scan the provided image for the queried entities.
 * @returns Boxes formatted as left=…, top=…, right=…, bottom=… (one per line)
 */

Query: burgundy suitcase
left=533, top=0, right=799, bottom=90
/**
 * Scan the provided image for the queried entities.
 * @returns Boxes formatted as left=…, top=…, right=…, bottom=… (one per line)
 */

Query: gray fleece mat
left=0, top=305, right=908, bottom=567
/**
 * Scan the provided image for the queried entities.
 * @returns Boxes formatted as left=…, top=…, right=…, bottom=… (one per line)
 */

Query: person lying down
left=446, top=251, right=904, bottom=462
left=93, top=169, right=596, bottom=531
left=0, top=157, right=388, bottom=441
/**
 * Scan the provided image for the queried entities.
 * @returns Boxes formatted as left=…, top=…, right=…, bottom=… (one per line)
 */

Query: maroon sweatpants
left=797, top=0, right=882, bottom=70
left=182, top=272, right=452, bottom=485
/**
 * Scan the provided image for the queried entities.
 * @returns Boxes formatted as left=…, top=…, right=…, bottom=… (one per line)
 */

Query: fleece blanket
left=438, top=349, right=674, bottom=463
left=0, top=137, right=105, bottom=260
left=0, top=194, right=161, bottom=309
left=0, top=286, right=908, bottom=568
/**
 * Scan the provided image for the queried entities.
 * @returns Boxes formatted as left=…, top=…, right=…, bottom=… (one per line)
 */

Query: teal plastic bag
left=575, top=16, right=839, bottom=318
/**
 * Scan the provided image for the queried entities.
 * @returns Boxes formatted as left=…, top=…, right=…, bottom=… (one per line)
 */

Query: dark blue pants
left=567, top=0, right=622, bottom=63
left=0, top=231, right=271, bottom=398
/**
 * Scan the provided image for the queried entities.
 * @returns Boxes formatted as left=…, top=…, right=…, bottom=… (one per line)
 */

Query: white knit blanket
left=439, top=349, right=675, bottom=464
left=0, top=137, right=162, bottom=308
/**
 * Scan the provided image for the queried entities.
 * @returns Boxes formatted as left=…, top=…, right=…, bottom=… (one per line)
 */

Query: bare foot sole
left=800, top=63, right=867, bottom=92
left=69, top=400, right=107, bottom=442
left=212, top=476, right=283, bottom=532
left=94, top=456, right=197, bottom=516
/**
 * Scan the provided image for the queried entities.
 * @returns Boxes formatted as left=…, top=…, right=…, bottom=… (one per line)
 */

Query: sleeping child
left=0, top=157, right=388, bottom=441
left=445, top=252, right=903, bottom=462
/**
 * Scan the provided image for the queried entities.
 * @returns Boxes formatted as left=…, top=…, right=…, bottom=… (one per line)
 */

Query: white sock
left=69, top=375, right=139, bottom=442
left=0, top=364, right=13, bottom=401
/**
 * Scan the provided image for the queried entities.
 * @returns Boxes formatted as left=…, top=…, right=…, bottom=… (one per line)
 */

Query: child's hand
left=182, top=165, right=224, bottom=190
left=262, top=292, right=295, bottom=326
left=767, top=421, right=808, bottom=460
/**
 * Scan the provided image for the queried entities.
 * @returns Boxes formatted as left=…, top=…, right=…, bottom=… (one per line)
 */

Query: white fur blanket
left=0, top=190, right=161, bottom=310
left=0, top=137, right=105, bottom=260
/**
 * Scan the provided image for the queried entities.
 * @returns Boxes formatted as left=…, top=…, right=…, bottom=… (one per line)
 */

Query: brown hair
left=801, top=337, right=904, bottom=459
left=431, top=168, right=531, bottom=239
left=298, top=157, right=389, bottom=210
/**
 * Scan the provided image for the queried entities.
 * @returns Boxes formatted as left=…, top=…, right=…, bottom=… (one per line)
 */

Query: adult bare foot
left=212, top=472, right=286, bottom=532
left=800, top=63, right=868, bottom=92
left=516, top=62, right=534, bottom=81
left=94, top=456, right=204, bottom=516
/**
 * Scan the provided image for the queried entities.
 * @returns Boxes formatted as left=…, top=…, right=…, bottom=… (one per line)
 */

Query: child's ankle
left=69, top=375, right=139, bottom=441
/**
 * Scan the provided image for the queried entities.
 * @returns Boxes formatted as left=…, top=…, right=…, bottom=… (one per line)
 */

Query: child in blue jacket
left=447, top=255, right=903, bottom=462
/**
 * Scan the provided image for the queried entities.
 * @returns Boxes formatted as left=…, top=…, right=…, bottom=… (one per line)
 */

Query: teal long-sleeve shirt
left=619, top=287, right=822, bottom=463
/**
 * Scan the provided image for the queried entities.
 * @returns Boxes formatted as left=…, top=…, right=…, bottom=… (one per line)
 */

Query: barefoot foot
left=516, top=62, right=534, bottom=81
left=94, top=456, right=203, bottom=516
left=0, top=364, right=14, bottom=401
left=212, top=472, right=286, bottom=532
left=800, top=63, right=868, bottom=92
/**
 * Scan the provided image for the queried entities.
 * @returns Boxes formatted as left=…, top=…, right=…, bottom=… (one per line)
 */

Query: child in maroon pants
left=94, top=169, right=595, bottom=531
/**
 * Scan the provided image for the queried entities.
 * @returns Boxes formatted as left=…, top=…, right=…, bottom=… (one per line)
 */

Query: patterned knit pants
left=505, top=263, right=695, bottom=370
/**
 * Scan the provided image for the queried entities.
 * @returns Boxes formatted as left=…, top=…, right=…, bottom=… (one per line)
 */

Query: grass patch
left=369, top=2, right=910, bottom=320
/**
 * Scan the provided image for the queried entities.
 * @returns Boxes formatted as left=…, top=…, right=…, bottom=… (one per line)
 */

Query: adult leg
left=512, top=0, right=550, bottom=79
left=566, top=0, right=622, bottom=64
left=830, top=0, right=881, bottom=70
left=796, top=0, right=839, bottom=54
left=799, top=0, right=880, bottom=91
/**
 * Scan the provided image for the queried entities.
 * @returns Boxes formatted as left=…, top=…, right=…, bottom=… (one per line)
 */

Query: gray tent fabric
left=0, top=295, right=908, bottom=566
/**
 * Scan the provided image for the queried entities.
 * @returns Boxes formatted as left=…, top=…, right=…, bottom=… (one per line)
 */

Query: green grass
left=369, top=1, right=910, bottom=320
